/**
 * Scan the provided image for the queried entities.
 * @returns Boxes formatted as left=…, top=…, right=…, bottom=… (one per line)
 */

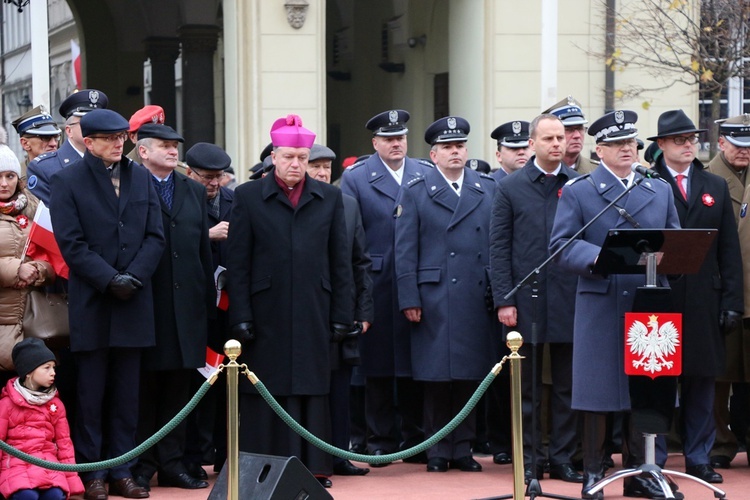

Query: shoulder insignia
left=406, top=176, right=424, bottom=187
left=347, top=160, right=366, bottom=171
left=565, top=174, right=590, bottom=186
left=479, top=172, right=494, bottom=180
left=417, top=158, right=435, bottom=168
left=27, top=175, right=38, bottom=190
left=33, top=153, right=49, bottom=162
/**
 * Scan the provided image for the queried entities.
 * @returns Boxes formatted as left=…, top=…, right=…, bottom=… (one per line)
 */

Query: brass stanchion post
left=506, top=331, right=525, bottom=500
left=224, top=340, right=242, bottom=500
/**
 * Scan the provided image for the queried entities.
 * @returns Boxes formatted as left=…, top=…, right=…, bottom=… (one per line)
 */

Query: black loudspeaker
left=207, top=452, right=333, bottom=500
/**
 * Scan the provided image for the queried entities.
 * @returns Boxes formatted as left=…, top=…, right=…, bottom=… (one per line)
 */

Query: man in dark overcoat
left=490, top=114, right=581, bottom=483
left=649, top=110, right=743, bottom=484
left=307, top=143, right=374, bottom=477
left=49, top=109, right=164, bottom=500
left=227, top=115, right=353, bottom=488
left=29, top=89, right=109, bottom=205
left=394, top=116, right=494, bottom=473
left=184, top=142, right=235, bottom=474
left=339, top=109, right=430, bottom=463
left=550, top=110, right=680, bottom=499
left=129, top=124, right=214, bottom=491
left=706, top=114, right=750, bottom=468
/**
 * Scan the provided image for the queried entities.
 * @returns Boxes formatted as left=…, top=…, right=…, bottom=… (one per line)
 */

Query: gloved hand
left=231, top=322, right=256, bottom=345
left=330, top=322, right=353, bottom=343
left=107, top=273, right=142, bottom=301
left=719, top=310, right=742, bottom=335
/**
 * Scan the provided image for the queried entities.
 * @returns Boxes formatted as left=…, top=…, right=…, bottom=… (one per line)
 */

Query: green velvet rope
left=0, top=378, right=214, bottom=472
left=248, top=357, right=507, bottom=464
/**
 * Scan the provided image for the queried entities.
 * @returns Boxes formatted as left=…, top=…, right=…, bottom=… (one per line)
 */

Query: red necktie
left=675, top=174, right=687, bottom=201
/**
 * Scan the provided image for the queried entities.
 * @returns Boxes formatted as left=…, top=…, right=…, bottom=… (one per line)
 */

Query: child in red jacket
left=0, top=338, right=84, bottom=500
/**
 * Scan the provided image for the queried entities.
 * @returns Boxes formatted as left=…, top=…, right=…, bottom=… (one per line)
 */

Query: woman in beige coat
left=0, top=133, right=54, bottom=373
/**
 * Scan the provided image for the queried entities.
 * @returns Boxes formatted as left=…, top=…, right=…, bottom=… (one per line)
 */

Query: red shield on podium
left=624, top=312, right=682, bottom=379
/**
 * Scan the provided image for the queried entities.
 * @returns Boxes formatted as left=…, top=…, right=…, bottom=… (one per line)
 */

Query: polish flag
left=24, top=201, right=69, bottom=279
left=70, top=40, right=81, bottom=89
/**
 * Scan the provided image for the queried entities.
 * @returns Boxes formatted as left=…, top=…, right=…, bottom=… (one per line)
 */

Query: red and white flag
left=24, top=201, right=69, bottom=279
left=70, top=40, right=81, bottom=89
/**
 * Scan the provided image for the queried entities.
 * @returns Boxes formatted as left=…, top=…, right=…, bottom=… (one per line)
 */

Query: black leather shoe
left=426, top=457, right=449, bottom=472
left=349, top=443, right=367, bottom=454
left=549, top=463, right=583, bottom=483
left=450, top=456, right=482, bottom=472
left=109, top=477, right=150, bottom=498
left=686, top=463, right=723, bottom=483
left=84, top=479, right=109, bottom=500
left=710, top=455, right=732, bottom=469
left=604, top=455, right=615, bottom=470
left=184, top=462, right=208, bottom=480
left=315, top=476, right=332, bottom=488
left=333, top=460, right=370, bottom=476
left=131, top=473, right=152, bottom=492
left=402, top=450, right=428, bottom=464
left=524, top=464, right=544, bottom=484
left=623, top=475, right=683, bottom=499
left=493, top=452, right=512, bottom=465
left=368, top=449, right=392, bottom=468
left=473, top=441, right=491, bottom=454
left=157, top=472, right=209, bottom=489
left=582, top=472, right=604, bottom=499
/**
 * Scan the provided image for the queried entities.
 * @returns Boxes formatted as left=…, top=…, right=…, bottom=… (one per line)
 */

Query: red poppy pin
left=702, top=194, right=715, bottom=207
left=558, top=188, right=562, bottom=198
left=16, top=215, right=28, bottom=228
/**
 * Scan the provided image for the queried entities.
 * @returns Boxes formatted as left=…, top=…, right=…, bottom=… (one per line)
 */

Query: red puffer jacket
left=0, top=378, right=83, bottom=498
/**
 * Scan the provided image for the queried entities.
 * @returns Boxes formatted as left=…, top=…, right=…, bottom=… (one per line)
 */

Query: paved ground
left=72, top=453, right=750, bottom=499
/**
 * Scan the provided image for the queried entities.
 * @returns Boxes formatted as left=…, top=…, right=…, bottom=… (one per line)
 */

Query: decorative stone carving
left=284, top=0, right=309, bottom=29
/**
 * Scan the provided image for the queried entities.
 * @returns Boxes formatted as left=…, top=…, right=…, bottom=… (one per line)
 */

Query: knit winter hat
left=12, top=338, right=55, bottom=382
left=0, top=144, right=21, bottom=177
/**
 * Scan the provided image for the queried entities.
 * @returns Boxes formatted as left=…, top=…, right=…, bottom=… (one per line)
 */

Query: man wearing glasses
left=50, top=109, right=164, bottom=500
left=11, top=105, right=61, bottom=166
left=650, top=110, right=743, bottom=485
left=28, top=89, right=109, bottom=204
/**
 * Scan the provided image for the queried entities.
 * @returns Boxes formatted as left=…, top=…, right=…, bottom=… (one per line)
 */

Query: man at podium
left=550, top=110, right=680, bottom=499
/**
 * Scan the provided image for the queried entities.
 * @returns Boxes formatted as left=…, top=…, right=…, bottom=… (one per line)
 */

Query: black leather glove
left=231, top=322, right=255, bottom=345
left=719, top=310, right=742, bottom=335
left=107, top=273, right=142, bottom=301
left=331, top=322, right=354, bottom=343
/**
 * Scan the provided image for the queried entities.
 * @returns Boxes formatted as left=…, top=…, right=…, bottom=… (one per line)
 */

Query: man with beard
left=340, top=110, right=430, bottom=466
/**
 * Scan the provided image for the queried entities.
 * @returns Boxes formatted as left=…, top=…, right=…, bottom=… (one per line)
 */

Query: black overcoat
left=49, top=151, right=165, bottom=352
left=227, top=171, right=354, bottom=395
left=653, top=158, right=744, bottom=376
left=143, top=172, right=215, bottom=371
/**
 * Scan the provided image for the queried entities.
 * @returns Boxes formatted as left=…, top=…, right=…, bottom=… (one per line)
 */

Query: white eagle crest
left=626, top=315, right=679, bottom=373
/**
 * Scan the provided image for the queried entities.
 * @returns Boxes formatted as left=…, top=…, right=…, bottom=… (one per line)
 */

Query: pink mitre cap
left=270, top=114, right=316, bottom=148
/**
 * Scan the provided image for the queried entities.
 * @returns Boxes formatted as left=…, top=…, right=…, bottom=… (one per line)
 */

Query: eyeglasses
left=566, top=125, right=588, bottom=134
left=669, top=135, right=700, bottom=145
left=192, top=170, right=225, bottom=183
left=603, top=138, right=637, bottom=149
left=90, top=132, right=128, bottom=143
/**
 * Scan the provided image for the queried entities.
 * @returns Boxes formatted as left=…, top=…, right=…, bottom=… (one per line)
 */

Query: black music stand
left=585, top=228, right=726, bottom=500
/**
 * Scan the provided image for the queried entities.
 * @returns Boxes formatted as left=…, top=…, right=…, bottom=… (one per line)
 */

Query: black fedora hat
left=647, top=110, right=706, bottom=140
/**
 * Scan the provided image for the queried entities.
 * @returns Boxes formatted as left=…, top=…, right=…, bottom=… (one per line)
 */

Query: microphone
left=631, top=162, right=662, bottom=179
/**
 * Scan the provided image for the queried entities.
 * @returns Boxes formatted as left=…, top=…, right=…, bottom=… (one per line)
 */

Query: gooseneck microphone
left=631, top=162, right=662, bottom=179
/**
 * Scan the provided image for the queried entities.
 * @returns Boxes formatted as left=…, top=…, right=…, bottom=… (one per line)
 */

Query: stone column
left=178, top=25, right=220, bottom=147
left=144, top=37, right=180, bottom=128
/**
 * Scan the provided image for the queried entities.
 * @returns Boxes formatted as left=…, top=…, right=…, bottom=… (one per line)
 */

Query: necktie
left=452, top=182, right=460, bottom=194
left=675, top=174, right=688, bottom=200
left=154, top=179, right=173, bottom=210
left=621, top=178, right=628, bottom=187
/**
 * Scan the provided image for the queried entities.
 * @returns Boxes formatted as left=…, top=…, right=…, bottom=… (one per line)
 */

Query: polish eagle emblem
left=626, top=314, right=680, bottom=374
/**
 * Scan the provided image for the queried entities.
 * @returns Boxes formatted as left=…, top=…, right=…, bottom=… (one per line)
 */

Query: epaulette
left=565, top=173, right=590, bottom=186
left=347, top=160, right=366, bottom=171
left=406, top=176, right=425, bottom=187
left=417, top=158, right=435, bottom=168
left=33, top=152, right=54, bottom=162
left=479, top=172, right=494, bottom=180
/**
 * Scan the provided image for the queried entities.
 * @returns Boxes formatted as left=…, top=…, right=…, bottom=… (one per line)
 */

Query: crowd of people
left=0, top=88, right=749, bottom=500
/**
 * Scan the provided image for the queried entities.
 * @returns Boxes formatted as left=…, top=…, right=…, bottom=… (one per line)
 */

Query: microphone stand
left=483, top=176, right=645, bottom=500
